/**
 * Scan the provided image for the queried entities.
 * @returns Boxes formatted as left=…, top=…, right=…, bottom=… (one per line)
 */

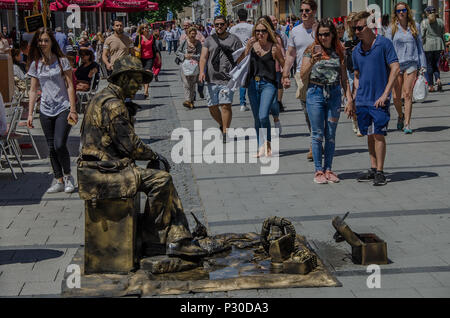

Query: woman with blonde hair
left=236, top=19, right=285, bottom=157
left=135, top=23, right=160, bottom=98
left=386, top=2, right=426, bottom=134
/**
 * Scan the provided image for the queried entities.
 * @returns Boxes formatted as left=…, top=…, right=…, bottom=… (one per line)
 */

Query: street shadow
left=138, top=103, right=165, bottom=110
left=0, top=249, right=64, bottom=265
left=419, top=99, right=438, bottom=104
left=387, top=171, right=438, bottom=182
left=152, top=84, right=170, bottom=88
left=280, top=108, right=302, bottom=113
left=337, top=170, right=438, bottom=182
left=135, top=118, right=165, bottom=124
left=281, top=132, right=310, bottom=138
left=159, top=72, right=177, bottom=76
left=334, top=148, right=368, bottom=157
left=413, top=126, right=450, bottom=133
left=0, top=172, right=53, bottom=205
left=161, top=68, right=178, bottom=72
left=279, top=149, right=309, bottom=157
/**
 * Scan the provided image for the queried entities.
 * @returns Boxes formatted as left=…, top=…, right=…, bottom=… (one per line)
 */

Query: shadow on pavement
left=281, top=132, right=310, bottom=138
left=279, top=149, right=309, bottom=157
left=334, top=148, right=368, bottom=157
left=0, top=249, right=64, bottom=265
left=413, top=126, right=450, bottom=132
left=337, top=170, right=438, bottom=182
left=0, top=172, right=53, bottom=205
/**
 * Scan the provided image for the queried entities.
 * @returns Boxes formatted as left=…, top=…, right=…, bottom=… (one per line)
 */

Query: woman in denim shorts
left=386, top=2, right=426, bottom=134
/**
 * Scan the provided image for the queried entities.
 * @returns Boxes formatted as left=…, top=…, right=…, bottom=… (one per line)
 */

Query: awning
left=0, top=0, right=40, bottom=10
left=49, top=0, right=158, bottom=12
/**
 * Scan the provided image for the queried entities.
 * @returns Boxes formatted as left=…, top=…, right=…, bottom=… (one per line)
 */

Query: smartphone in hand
left=314, top=45, right=322, bottom=54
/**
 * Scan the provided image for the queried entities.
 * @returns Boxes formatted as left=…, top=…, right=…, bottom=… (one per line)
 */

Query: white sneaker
left=240, top=105, right=249, bottom=112
left=63, top=175, right=75, bottom=193
left=47, top=180, right=64, bottom=193
left=274, top=121, right=282, bottom=136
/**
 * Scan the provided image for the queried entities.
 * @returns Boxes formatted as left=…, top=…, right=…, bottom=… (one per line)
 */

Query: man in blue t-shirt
left=345, top=11, right=400, bottom=186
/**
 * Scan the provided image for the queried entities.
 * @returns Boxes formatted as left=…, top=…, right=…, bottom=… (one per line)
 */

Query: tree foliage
left=129, top=0, right=195, bottom=24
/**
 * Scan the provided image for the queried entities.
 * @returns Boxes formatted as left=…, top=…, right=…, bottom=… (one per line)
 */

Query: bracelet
left=70, top=111, right=77, bottom=114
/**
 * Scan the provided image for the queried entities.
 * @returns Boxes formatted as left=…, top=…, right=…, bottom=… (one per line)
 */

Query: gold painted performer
left=78, top=55, right=207, bottom=258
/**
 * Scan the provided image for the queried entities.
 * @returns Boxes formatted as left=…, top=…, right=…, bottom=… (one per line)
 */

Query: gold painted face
left=118, top=73, right=143, bottom=97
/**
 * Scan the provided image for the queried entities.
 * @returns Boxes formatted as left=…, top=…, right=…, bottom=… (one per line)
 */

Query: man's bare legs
left=209, top=104, right=232, bottom=133
left=368, top=134, right=386, bottom=171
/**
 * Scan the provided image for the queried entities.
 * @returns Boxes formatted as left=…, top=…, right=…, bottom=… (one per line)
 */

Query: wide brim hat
left=108, top=55, right=153, bottom=85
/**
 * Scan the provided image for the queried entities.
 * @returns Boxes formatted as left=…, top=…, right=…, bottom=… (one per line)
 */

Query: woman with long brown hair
left=300, top=19, right=353, bottom=184
left=386, top=2, right=426, bottom=134
left=27, top=27, right=77, bottom=193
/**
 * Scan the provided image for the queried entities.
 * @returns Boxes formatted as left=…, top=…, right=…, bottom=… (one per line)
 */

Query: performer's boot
left=166, top=239, right=208, bottom=258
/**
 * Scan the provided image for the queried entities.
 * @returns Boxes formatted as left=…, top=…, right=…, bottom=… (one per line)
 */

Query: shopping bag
left=413, top=73, right=428, bottom=102
left=181, top=59, right=199, bottom=76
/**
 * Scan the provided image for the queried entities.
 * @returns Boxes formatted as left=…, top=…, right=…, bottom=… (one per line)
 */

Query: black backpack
left=210, top=34, right=236, bottom=71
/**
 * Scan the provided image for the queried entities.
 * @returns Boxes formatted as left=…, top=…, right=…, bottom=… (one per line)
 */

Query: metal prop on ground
left=332, top=213, right=388, bottom=265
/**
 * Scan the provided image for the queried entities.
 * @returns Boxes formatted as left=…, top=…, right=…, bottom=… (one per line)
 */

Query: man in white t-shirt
left=282, top=0, right=318, bottom=161
left=229, top=8, right=254, bottom=112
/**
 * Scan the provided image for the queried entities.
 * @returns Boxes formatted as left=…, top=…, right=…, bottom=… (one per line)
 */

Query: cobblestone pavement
left=1, top=52, right=450, bottom=297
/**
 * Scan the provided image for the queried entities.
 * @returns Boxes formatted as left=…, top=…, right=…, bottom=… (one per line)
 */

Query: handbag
left=77, top=158, right=138, bottom=201
left=439, top=51, right=449, bottom=72
left=294, top=72, right=309, bottom=102
left=181, top=59, right=199, bottom=76
left=135, top=35, right=141, bottom=59
left=174, top=40, right=187, bottom=65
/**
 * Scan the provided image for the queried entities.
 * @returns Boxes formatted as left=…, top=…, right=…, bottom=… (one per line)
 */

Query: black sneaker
left=357, top=169, right=376, bottom=182
left=373, top=171, right=387, bottom=186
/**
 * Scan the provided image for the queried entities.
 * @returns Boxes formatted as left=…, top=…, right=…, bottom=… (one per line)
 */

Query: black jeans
left=425, top=50, right=442, bottom=86
left=40, top=109, right=72, bottom=179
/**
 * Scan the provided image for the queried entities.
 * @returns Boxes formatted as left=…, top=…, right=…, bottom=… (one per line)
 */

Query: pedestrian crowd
left=1, top=0, right=450, bottom=194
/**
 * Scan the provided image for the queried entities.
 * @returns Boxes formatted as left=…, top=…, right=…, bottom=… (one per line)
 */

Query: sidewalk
left=1, top=52, right=450, bottom=297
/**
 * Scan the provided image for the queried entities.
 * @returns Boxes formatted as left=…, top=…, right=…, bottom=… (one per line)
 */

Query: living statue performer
left=78, top=55, right=207, bottom=258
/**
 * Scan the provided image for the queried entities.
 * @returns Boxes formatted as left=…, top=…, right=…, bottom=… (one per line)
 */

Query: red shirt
left=140, top=36, right=154, bottom=59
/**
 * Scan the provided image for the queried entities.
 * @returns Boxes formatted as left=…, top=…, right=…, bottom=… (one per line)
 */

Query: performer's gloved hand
left=147, top=152, right=171, bottom=172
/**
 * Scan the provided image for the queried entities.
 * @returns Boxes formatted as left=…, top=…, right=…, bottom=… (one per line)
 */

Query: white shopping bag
left=413, top=73, right=428, bottom=102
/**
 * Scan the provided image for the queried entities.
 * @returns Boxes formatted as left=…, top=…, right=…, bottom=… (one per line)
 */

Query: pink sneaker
left=314, top=171, right=328, bottom=184
left=325, top=170, right=340, bottom=183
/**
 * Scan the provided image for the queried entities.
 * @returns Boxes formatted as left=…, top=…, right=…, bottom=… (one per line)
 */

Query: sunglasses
left=352, top=25, right=367, bottom=32
left=300, top=9, right=311, bottom=13
left=255, top=29, right=268, bottom=34
left=396, top=8, right=407, bottom=14
left=318, top=32, right=331, bottom=37
left=215, top=23, right=225, bottom=27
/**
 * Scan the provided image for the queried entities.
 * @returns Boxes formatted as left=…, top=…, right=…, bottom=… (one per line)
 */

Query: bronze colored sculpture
left=78, top=55, right=207, bottom=273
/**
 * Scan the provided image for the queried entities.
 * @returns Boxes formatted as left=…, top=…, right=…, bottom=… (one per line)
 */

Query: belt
left=254, top=76, right=261, bottom=82
left=309, top=80, right=339, bottom=87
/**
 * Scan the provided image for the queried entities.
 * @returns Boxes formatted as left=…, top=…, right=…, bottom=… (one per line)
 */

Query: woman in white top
left=27, top=28, right=77, bottom=194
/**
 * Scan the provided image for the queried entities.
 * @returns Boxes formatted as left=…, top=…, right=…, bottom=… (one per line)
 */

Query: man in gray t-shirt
left=199, top=16, right=242, bottom=143
left=229, top=8, right=253, bottom=111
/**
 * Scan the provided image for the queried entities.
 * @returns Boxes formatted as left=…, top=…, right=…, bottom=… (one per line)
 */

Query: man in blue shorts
left=345, top=11, right=400, bottom=186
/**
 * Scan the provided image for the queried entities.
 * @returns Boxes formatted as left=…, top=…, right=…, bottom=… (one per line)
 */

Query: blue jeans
left=306, top=84, right=342, bottom=172
left=239, top=87, right=247, bottom=106
left=248, top=79, right=277, bottom=146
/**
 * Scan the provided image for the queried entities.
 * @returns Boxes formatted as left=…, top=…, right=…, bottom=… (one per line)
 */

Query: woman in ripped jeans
left=300, top=19, right=353, bottom=184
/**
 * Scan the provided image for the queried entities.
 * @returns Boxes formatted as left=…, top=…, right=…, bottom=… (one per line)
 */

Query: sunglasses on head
left=396, top=8, right=407, bottom=14
left=300, top=9, right=311, bottom=13
left=215, top=23, right=225, bottom=27
left=352, top=25, right=367, bottom=32
left=318, top=32, right=331, bottom=37
left=255, top=29, right=268, bottom=34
